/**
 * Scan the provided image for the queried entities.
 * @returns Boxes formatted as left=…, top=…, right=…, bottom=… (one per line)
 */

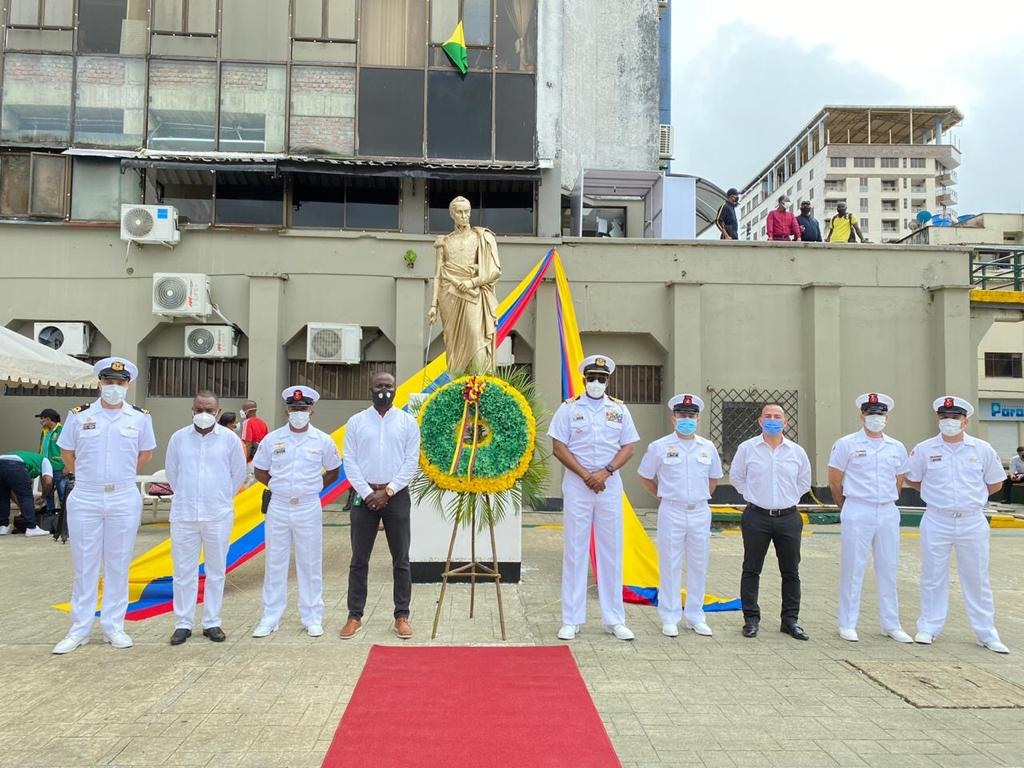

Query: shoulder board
left=71, top=402, right=91, bottom=413
left=608, top=396, right=624, bottom=404
left=131, top=405, right=150, bottom=414
left=563, top=395, right=581, bottom=404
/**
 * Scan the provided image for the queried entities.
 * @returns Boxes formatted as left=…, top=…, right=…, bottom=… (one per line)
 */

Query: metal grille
left=147, top=357, right=248, bottom=398
left=288, top=361, right=395, bottom=400
left=605, top=365, right=663, bottom=405
left=708, top=387, right=799, bottom=468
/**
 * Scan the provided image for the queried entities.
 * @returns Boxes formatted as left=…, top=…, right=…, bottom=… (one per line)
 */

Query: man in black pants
left=729, top=404, right=813, bottom=640
left=340, top=372, right=421, bottom=640
left=0, top=451, right=54, bottom=537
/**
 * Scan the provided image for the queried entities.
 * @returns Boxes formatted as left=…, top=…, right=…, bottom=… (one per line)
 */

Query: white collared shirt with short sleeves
left=730, top=435, right=812, bottom=509
left=253, top=424, right=342, bottom=502
left=342, top=405, right=420, bottom=499
left=638, top=433, right=723, bottom=505
left=57, top=400, right=157, bottom=484
left=165, top=423, right=248, bottom=522
left=828, top=429, right=909, bottom=504
left=548, top=395, right=640, bottom=470
left=905, top=433, right=1005, bottom=510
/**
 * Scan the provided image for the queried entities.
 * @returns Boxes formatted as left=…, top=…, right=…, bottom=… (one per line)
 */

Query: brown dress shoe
left=393, top=617, right=413, bottom=639
left=339, top=617, right=362, bottom=639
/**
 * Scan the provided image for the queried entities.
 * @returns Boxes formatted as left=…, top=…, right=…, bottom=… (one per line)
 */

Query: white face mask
left=585, top=380, right=607, bottom=399
left=939, top=418, right=963, bottom=437
left=864, top=415, right=887, bottom=433
left=100, top=384, right=127, bottom=405
left=288, top=411, right=311, bottom=429
left=192, top=412, right=216, bottom=430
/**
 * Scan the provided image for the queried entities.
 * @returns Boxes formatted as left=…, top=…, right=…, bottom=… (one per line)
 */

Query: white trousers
left=917, top=508, right=999, bottom=643
left=837, top=500, right=902, bottom=631
left=171, top=515, right=234, bottom=630
left=656, top=501, right=711, bottom=627
left=561, top=472, right=624, bottom=626
left=66, top=484, right=142, bottom=638
left=261, top=500, right=323, bottom=628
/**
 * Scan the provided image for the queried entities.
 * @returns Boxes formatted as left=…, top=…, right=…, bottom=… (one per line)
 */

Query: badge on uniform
left=698, top=452, right=711, bottom=465
left=929, top=455, right=942, bottom=462
left=82, top=420, right=96, bottom=430
left=571, top=412, right=586, bottom=422
left=853, top=449, right=867, bottom=457
left=605, top=409, right=623, bottom=424
left=273, top=442, right=286, bottom=455
left=666, top=448, right=679, bottom=459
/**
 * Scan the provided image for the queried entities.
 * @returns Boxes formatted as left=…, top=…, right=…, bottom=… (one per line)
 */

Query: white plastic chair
left=137, top=468, right=173, bottom=522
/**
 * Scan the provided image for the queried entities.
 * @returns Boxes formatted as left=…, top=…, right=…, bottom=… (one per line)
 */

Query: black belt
left=748, top=504, right=797, bottom=518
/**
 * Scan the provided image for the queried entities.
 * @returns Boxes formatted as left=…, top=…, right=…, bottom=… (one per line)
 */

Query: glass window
left=146, top=167, right=214, bottom=225
left=358, top=68, right=424, bottom=157
left=147, top=60, right=217, bottom=151
left=291, top=172, right=344, bottom=228
left=0, top=155, right=31, bottom=215
left=346, top=176, right=399, bottom=229
left=10, top=0, right=41, bottom=25
left=295, top=0, right=356, bottom=39
left=220, top=64, right=287, bottom=153
left=494, top=74, right=534, bottom=160
left=853, top=157, right=875, bottom=168
left=29, top=153, right=66, bottom=217
left=427, top=179, right=533, bottom=234
left=880, top=157, right=899, bottom=168
left=154, top=0, right=184, bottom=31
left=215, top=172, right=284, bottom=225
left=154, top=0, right=217, bottom=34
left=74, top=57, right=145, bottom=148
left=428, top=180, right=480, bottom=232
left=830, top=157, right=846, bottom=168
left=430, top=0, right=457, bottom=43
left=70, top=157, right=141, bottom=221
left=463, top=0, right=491, bottom=45
left=9, top=0, right=73, bottom=26
left=427, top=71, right=492, bottom=159
left=360, top=0, right=426, bottom=67
left=1, top=54, right=73, bottom=145
left=911, top=157, right=927, bottom=169
left=289, top=66, right=355, bottom=155
left=78, top=0, right=146, bottom=55
left=221, top=0, right=289, bottom=60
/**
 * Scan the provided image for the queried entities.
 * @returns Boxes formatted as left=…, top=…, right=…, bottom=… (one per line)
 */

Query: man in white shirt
left=0, top=451, right=53, bottom=537
left=730, top=404, right=812, bottom=640
left=904, top=396, right=1009, bottom=654
left=637, top=394, right=723, bottom=638
left=165, top=390, right=247, bottom=645
left=1002, top=446, right=1024, bottom=503
left=828, top=393, right=913, bottom=644
left=339, top=372, right=420, bottom=640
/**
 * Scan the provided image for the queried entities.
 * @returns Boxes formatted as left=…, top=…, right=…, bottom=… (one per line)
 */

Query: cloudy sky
left=671, top=1, right=1024, bottom=215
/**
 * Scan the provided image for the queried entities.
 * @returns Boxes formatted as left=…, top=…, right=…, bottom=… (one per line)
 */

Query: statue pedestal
left=409, top=492, right=522, bottom=584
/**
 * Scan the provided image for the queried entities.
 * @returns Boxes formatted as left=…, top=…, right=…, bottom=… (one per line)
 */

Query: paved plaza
left=2, top=508, right=1023, bottom=768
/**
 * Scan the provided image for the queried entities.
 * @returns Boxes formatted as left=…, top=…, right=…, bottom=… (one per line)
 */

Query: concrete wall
left=0, top=225, right=990, bottom=502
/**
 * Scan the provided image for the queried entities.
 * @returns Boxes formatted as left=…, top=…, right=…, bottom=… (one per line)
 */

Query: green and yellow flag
left=442, top=21, right=468, bottom=75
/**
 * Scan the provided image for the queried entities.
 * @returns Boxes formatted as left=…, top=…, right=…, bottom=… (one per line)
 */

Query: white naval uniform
left=829, top=430, right=909, bottom=632
left=549, top=394, right=640, bottom=626
left=252, top=424, right=341, bottom=629
left=905, top=433, right=1005, bottom=643
left=57, top=400, right=156, bottom=638
left=638, top=434, right=723, bottom=627
left=165, top=423, right=247, bottom=631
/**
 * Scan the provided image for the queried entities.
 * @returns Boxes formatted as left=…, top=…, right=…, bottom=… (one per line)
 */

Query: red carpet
left=322, top=645, right=621, bottom=768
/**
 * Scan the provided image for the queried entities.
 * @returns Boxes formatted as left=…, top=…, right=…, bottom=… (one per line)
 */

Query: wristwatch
left=385, top=486, right=395, bottom=498
left=604, top=464, right=616, bottom=475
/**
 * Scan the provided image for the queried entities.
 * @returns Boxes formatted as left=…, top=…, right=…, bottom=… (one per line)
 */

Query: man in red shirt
left=767, top=195, right=801, bottom=241
left=240, top=400, right=269, bottom=463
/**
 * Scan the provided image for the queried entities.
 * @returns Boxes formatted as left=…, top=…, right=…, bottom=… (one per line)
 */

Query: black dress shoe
left=203, top=627, right=226, bottom=642
left=742, top=622, right=759, bottom=638
left=170, top=628, right=191, bottom=645
left=781, top=622, right=810, bottom=641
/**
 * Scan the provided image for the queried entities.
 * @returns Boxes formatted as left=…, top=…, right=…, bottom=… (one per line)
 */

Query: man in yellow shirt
left=826, top=202, right=866, bottom=243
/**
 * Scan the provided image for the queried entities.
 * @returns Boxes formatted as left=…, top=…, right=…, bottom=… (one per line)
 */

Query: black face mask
left=373, top=389, right=393, bottom=407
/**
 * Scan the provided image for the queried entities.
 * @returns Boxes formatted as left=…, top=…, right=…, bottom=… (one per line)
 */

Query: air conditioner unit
left=184, top=325, right=238, bottom=359
left=658, top=124, right=674, bottom=160
left=496, top=336, right=514, bottom=366
left=152, top=273, right=211, bottom=318
left=120, top=204, right=181, bottom=244
left=307, top=323, right=362, bottom=364
left=33, top=322, right=91, bottom=356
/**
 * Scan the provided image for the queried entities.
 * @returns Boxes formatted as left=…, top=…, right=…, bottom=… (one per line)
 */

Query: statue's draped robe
left=437, top=227, right=501, bottom=375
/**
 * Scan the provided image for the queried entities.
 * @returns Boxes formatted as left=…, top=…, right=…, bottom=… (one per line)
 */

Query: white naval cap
left=93, top=356, right=138, bottom=382
left=933, top=395, right=974, bottom=418
left=282, top=385, right=320, bottom=405
left=579, top=354, right=615, bottom=375
left=668, top=393, right=704, bottom=413
left=855, top=392, right=894, bottom=413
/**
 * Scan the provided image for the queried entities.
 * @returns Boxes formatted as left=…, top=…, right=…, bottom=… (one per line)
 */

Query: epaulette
left=564, top=395, right=581, bottom=404
left=132, top=404, right=150, bottom=415
left=71, top=402, right=91, bottom=414
left=608, top=396, right=624, bottom=404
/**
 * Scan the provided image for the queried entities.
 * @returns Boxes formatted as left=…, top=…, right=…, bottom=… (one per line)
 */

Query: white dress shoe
left=251, top=623, right=278, bottom=638
left=25, top=526, right=49, bottom=537
left=885, top=628, right=914, bottom=644
left=914, top=631, right=934, bottom=645
left=662, top=623, right=679, bottom=637
left=557, top=624, right=579, bottom=641
left=979, top=639, right=1010, bottom=654
left=0, top=526, right=10, bottom=535
left=688, top=622, right=713, bottom=637
left=104, top=630, right=133, bottom=649
left=307, top=623, right=324, bottom=638
left=839, top=627, right=859, bottom=642
left=605, top=624, right=635, bottom=641
left=52, top=635, right=89, bottom=655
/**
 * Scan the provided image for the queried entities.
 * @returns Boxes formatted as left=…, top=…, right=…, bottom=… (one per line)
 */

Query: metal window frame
left=291, top=0, right=357, bottom=43
left=151, top=0, right=219, bottom=36
left=6, top=0, right=75, bottom=31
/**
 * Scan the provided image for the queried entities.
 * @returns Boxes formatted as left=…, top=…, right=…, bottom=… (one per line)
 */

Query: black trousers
left=740, top=505, right=803, bottom=623
left=0, top=460, right=36, bottom=528
left=1002, top=477, right=1024, bottom=503
left=347, top=489, right=411, bottom=620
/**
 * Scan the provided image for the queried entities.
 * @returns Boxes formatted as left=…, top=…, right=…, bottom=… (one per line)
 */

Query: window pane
left=221, top=0, right=289, bottom=60
left=430, top=0, right=457, bottom=43
left=346, top=176, right=399, bottom=229
left=291, top=173, right=344, bottom=228
left=215, top=172, right=284, bottom=225
left=427, top=71, right=491, bottom=159
left=78, top=0, right=146, bottom=55
left=496, top=0, right=535, bottom=71
left=1, top=54, right=73, bottom=144
left=463, top=0, right=491, bottom=45
left=293, top=0, right=322, bottom=37
left=220, top=64, right=287, bottom=152
left=10, top=0, right=39, bottom=26
left=154, top=0, right=184, bottom=31
left=74, top=57, right=145, bottom=147
left=360, top=0, right=426, bottom=67
left=291, top=41, right=356, bottom=63
left=427, top=179, right=482, bottom=233
left=289, top=66, right=355, bottom=155
left=481, top=179, right=533, bottom=234
left=327, top=0, right=356, bottom=39
left=70, top=157, right=120, bottom=220
left=187, top=0, right=217, bottom=34
left=148, top=60, right=217, bottom=151
left=0, top=155, right=31, bottom=215
left=494, top=74, right=534, bottom=160
left=146, top=167, right=214, bottom=224
left=29, top=154, right=65, bottom=217
left=45, top=0, right=73, bottom=26
left=358, top=68, right=424, bottom=157
left=150, top=34, right=218, bottom=56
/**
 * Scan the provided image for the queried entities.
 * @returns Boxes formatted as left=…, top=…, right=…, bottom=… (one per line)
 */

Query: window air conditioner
left=184, top=325, right=238, bottom=359
left=152, top=273, right=212, bottom=318
left=306, top=323, right=362, bottom=364
left=658, top=124, right=674, bottom=160
left=33, top=322, right=91, bottom=356
left=120, top=204, right=181, bottom=244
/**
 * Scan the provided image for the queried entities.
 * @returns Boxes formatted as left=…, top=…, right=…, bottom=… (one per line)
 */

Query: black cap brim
left=98, top=370, right=131, bottom=381
left=937, top=408, right=967, bottom=417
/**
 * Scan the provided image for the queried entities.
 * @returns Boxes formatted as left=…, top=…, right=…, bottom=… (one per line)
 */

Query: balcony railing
left=936, top=187, right=958, bottom=204
left=971, top=249, right=1024, bottom=291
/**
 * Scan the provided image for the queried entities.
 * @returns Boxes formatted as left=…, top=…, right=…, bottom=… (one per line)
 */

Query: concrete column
left=801, top=283, right=842, bottom=483
left=400, top=178, right=425, bottom=234
left=533, top=278, right=562, bottom=503
left=394, top=276, right=427, bottom=384
left=667, top=281, right=703, bottom=430
left=934, top=117, right=944, bottom=145
left=537, top=164, right=562, bottom=238
left=930, top=285, right=975, bottom=402
left=248, top=275, right=288, bottom=426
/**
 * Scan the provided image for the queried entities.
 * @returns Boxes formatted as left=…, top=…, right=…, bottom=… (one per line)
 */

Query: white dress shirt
left=730, top=435, right=812, bottom=509
left=253, top=424, right=341, bottom=502
left=1009, top=455, right=1024, bottom=476
left=0, top=454, right=53, bottom=477
left=165, top=423, right=248, bottom=523
left=548, top=395, right=641, bottom=470
left=637, top=434, right=723, bottom=505
left=906, top=433, right=1005, bottom=510
left=828, top=430, right=909, bottom=504
left=57, top=400, right=157, bottom=484
left=342, top=405, right=420, bottom=499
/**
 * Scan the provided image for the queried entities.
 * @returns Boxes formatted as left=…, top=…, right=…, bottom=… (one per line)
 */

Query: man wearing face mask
left=904, top=396, right=1009, bottom=653
left=339, top=372, right=420, bottom=640
left=637, top=394, right=722, bottom=638
left=796, top=201, right=822, bottom=242
left=52, top=357, right=156, bottom=655
left=251, top=386, right=340, bottom=638
left=549, top=355, right=640, bottom=642
left=766, top=195, right=801, bottom=241
left=165, top=390, right=247, bottom=646
left=827, top=393, right=912, bottom=644
left=730, top=404, right=812, bottom=640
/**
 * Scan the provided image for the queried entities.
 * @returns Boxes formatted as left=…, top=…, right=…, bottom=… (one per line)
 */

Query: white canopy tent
left=0, top=325, right=96, bottom=389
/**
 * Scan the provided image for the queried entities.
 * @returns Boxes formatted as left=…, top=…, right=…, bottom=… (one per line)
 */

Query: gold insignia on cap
left=595, top=357, right=606, bottom=367
left=111, top=361, right=125, bottom=371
